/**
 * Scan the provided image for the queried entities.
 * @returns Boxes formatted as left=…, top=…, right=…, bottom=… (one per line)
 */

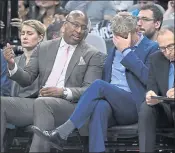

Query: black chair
left=106, top=123, right=175, bottom=152
left=4, top=122, right=175, bottom=153
left=106, top=123, right=139, bottom=152
left=105, top=102, right=175, bottom=152
left=4, top=125, right=33, bottom=153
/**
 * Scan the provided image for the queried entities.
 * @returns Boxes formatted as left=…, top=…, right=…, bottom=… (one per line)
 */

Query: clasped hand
left=39, top=87, right=64, bottom=98
left=113, top=33, right=131, bottom=52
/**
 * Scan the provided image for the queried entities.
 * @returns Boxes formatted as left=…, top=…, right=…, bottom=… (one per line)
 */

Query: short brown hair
left=20, top=20, right=46, bottom=36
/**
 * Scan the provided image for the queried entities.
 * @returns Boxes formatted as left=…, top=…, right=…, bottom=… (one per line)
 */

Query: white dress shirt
left=9, top=38, right=77, bottom=100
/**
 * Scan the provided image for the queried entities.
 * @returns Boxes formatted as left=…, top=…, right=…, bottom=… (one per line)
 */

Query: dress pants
left=138, top=102, right=173, bottom=152
left=1, top=96, right=34, bottom=152
left=29, top=97, right=76, bottom=152
left=69, top=80, right=138, bottom=152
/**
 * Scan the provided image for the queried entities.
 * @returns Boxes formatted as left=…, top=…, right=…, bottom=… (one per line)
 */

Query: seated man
left=1, top=49, right=11, bottom=96
left=137, top=4, right=163, bottom=41
left=3, top=10, right=105, bottom=152
left=31, top=12, right=159, bottom=153
left=139, top=25, right=175, bottom=152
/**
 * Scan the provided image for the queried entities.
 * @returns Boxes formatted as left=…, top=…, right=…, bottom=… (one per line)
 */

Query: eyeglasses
left=66, top=20, right=88, bottom=31
left=137, top=17, right=154, bottom=22
left=160, top=43, right=175, bottom=52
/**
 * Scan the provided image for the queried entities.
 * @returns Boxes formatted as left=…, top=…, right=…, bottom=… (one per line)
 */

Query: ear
left=155, top=21, right=161, bottom=30
left=61, top=24, right=65, bottom=33
left=60, top=26, right=64, bottom=34
left=25, top=8, right=29, bottom=15
left=38, top=34, right=44, bottom=42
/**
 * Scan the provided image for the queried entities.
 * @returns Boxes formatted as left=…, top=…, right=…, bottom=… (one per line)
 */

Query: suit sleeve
left=9, top=45, right=40, bottom=87
left=146, top=55, right=159, bottom=95
left=69, top=52, right=106, bottom=101
left=1, top=50, right=11, bottom=96
left=121, top=43, right=159, bottom=86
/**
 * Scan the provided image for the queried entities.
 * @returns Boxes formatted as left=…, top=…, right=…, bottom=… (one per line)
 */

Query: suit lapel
left=41, top=39, right=61, bottom=86
left=12, top=55, right=25, bottom=96
left=158, top=54, right=169, bottom=95
left=105, top=48, right=115, bottom=82
left=134, top=36, right=149, bottom=59
left=65, top=41, right=85, bottom=84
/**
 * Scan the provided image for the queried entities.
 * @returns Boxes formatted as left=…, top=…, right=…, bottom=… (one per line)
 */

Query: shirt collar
left=60, top=38, right=78, bottom=49
left=134, top=33, right=144, bottom=47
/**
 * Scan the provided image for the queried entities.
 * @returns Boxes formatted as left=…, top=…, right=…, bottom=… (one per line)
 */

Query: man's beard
left=138, top=27, right=156, bottom=40
left=144, top=30, right=156, bottom=40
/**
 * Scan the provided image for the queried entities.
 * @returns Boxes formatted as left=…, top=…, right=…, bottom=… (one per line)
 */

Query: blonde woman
left=1, top=20, right=46, bottom=152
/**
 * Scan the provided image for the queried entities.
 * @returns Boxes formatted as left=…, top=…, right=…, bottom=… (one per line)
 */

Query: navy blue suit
left=1, top=50, right=11, bottom=96
left=69, top=36, right=159, bottom=152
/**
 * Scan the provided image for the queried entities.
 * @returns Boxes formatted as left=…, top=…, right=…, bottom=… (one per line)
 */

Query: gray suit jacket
left=11, top=54, right=39, bottom=98
left=10, top=38, right=106, bottom=101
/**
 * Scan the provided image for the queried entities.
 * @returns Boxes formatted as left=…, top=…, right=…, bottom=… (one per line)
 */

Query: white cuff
left=65, top=88, right=73, bottom=100
left=8, top=63, right=18, bottom=76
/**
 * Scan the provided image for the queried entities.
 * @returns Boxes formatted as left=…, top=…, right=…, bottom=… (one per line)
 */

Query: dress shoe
left=30, top=126, right=67, bottom=151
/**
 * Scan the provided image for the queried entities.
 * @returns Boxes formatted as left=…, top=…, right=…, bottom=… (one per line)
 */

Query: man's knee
left=92, top=79, right=106, bottom=87
left=1, top=96, right=10, bottom=110
left=139, top=102, right=156, bottom=121
left=34, top=97, right=65, bottom=113
left=34, top=97, right=52, bottom=112
left=95, top=100, right=112, bottom=114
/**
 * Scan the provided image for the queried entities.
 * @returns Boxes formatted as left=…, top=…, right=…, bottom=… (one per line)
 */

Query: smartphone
left=151, top=96, right=174, bottom=101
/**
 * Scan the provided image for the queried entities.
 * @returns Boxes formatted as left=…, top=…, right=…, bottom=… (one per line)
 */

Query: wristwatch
left=62, top=88, right=68, bottom=99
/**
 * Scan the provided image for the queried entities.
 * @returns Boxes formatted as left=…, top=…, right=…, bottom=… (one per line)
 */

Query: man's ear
left=155, top=21, right=161, bottom=30
left=61, top=24, right=65, bottom=33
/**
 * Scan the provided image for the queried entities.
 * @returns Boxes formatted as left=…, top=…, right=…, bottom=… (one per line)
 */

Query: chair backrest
left=105, top=38, right=114, bottom=54
left=85, top=33, right=107, bottom=54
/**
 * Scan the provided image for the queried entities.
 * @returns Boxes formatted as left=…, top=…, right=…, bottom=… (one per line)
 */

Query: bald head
left=157, top=26, right=175, bottom=61
left=66, top=10, right=88, bottom=25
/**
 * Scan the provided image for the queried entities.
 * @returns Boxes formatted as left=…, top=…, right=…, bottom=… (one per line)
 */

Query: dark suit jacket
left=103, top=36, right=159, bottom=111
left=147, top=51, right=174, bottom=124
left=147, top=51, right=174, bottom=96
left=10, top=39, right=106, bottom=101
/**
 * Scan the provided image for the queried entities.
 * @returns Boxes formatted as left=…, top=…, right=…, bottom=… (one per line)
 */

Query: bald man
left=29, top=10, right=105, bottom=152
left=2, top=10, right=106, bottom=152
